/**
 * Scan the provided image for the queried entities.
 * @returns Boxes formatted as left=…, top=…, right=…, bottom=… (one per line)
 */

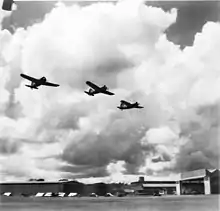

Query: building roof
left=131, top=180, right=176, bottom=185
left=143, top=183, right=176, bottom=188
left=0, top=181, right=66, bottom=185
left=180, top=169, right=219, bottom=181
left=143, top=181, right=176, bottom=184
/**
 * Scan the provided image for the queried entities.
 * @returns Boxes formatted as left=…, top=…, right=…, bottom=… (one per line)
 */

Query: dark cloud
left=2, top=1, right=57, bottom=33
left=152, top=156, right=164, bottom=163
left=174, top=103, right=220, bottom=172
left=3, top=1, right=219, bottom=48
left=196, top=103, right=219, bottom=127
left=60, top=111, right=149, bottom=177
left=4, top=93, right=24, bottom=119
left=36, top=102, right=89, bottom=136
left=61, top=164, right=108, bottom=179
left=61, top=131, right=144, bottom=169
left=152, top=152, right=172, bottom=163
left=146, top=1, right=220, bottom=48
left=59, top=91, right=176, bottom=177
left=0, top=137, right=21, bottom=154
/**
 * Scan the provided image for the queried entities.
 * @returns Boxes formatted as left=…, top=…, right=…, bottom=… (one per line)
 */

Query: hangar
left=0, top=181, right=63, bottom=196
left=0, top=180, right=113, bottom=196
left=130, top=177, right=177, bottom=195
left=142, top=181, right=176, bottom=195
left=1, top=169, right=219, bottom=196
left=176, top=169, right=220, bottom=195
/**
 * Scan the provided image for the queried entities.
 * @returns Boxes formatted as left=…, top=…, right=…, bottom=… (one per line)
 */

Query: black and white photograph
left=0, top=0, right=219, bottom=210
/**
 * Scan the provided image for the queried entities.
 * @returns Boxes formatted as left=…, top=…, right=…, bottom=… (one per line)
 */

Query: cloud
left=0, top=137, right=21, bottom=154
left=0, top=0, right=219, bottom=182
left=174, top=104, right=220, bottom=172
left=143, top=126, right=178, bottom=145
left=0, top=0, right=13, bottom=26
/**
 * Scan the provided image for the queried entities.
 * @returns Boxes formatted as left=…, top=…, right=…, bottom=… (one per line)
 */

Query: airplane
left=2, top=0, right=14, bottom=11
left=84, top=81, right=115, bottom=96
left=20, top=73, right=60, bottom=89
left=117, top=100, right=144, bottom=110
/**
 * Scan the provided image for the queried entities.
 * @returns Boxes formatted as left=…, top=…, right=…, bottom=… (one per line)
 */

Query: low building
left=142, top=181, right=177, bottom=195
left=176, top=169, right=220, bottom=195
left=1, top=169, right=219, bottom=196
left=131, top=178, right=177, bottom=195
left=0, top=181, right=63, bottom=196
left=0, top=180, right=114, bottom=196
left=62, top=181, right=85, bottom=195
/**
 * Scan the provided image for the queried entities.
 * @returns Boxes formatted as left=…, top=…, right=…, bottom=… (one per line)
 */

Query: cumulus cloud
left=0, top=137, right=21, bottom=154
left=174, top=104, right=220, bottom=172
left=0, top=0, right=219, bottom=182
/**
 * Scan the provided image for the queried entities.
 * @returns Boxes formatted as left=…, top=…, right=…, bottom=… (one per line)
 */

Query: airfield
left=1, top=195, right=219, bottom=211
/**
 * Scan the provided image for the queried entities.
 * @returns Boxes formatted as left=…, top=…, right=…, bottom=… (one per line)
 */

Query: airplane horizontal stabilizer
left=84, top=91, right=94, bottom=96
left=25, top=85, right=38, bottom=89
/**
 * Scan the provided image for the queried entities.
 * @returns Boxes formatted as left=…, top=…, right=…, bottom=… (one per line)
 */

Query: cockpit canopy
left=41, top=77, right=46, bottom=81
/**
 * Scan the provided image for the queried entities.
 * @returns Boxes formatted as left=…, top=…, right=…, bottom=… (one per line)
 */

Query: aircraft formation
left=2, top=0, right=144, bottom=110
left=20, top=74, right=144, bottom=110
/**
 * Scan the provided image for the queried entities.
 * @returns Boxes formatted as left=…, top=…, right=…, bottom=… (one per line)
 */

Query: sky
left=0, top=0, right=219, bottom=184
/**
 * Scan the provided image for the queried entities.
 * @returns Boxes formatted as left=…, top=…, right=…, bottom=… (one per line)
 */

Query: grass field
left=0, top=195, right=219, bottom=211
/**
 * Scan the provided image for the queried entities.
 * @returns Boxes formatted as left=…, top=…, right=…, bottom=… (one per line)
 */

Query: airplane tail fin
left=102, top=85, right=107, bottom=90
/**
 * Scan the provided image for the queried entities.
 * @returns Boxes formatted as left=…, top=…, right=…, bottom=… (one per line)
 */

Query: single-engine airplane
left=117, top=100, right=144, bottom=110
left=84, top=81, right=115, bottom=96
left=2, top=0, right=14, bottom=11
left=20, top=73, right=60, bottom=89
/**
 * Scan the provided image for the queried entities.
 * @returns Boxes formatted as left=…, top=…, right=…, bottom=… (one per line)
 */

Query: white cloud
left=142, top=126, right=178, bottom=145
left=0, top=0, right=219, bottom=182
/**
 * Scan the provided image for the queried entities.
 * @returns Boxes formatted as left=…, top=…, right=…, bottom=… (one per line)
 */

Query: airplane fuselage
left=25, top=85, right=38, bottom=89
left=85, top=86, right=108, bottom=96
left=117, top=103, right=143, bottom=110
left=27, top=77, right=47, bottom=89
left=117, top=106, right=143, bottom=110
left=85, top=81, right=114, bottom=96
left=20, top=73, right=59, bottom=89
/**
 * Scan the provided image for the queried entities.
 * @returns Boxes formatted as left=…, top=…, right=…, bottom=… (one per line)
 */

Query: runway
left=1, top=195, right=219, bottom=211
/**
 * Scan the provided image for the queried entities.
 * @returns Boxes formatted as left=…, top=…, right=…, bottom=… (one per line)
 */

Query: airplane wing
left=86, top=81, right=100, bottom=90
left=43, top=81, right=60, bottom=87
left=103, top=90, right=115, bottom=95
left=20, top=74, right=38, bottom=82
left=120, top=100, right=131, bottom=106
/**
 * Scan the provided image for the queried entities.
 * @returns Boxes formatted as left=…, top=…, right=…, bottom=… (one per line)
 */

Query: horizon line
left=13, top=0, right=217, bottom=2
